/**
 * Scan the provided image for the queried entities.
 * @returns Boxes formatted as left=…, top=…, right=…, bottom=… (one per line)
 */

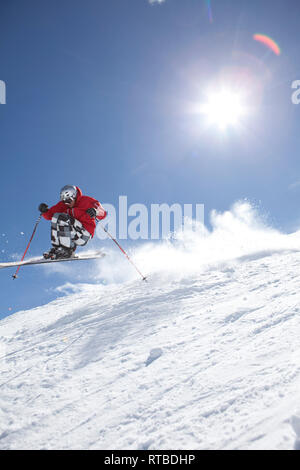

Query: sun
left=201, top=89, right=246, bottom=130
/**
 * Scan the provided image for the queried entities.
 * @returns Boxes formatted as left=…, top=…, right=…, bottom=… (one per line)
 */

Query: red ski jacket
left=42, top=187, right=107, bottom=237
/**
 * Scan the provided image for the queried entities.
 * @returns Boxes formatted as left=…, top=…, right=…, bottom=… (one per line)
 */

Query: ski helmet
left=60, top=185, right=78, bottom=203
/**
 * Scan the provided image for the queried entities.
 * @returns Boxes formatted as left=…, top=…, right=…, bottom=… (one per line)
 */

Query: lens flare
left=253, top=34, right=281, bottom=56
left=206, top=0, right=213, bottom=24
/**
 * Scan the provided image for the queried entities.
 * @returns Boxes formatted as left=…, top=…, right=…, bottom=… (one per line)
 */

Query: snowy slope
left=1, top=203, right=300, bottom=450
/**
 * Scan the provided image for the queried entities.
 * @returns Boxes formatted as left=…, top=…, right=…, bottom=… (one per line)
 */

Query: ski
left=0, top=251, right=106, bottom=271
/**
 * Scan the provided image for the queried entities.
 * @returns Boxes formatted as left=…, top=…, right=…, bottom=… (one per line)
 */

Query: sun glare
left=202, top=89, right=246, bottom=130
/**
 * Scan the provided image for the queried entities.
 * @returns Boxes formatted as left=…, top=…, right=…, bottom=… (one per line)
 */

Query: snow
left=1, top=202, right=300, bottom=450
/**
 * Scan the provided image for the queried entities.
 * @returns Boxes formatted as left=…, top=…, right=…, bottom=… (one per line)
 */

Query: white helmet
left=60, top=185, right=78, bottom=203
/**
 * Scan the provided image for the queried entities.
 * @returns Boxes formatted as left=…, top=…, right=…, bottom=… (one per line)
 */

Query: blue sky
left=1, top=0, right=300, bottom=318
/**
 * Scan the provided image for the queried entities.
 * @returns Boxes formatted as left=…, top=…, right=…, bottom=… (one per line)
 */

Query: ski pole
left=12, top=213, right=43, bottom=279
left=99, top=222, right=147, bottom=281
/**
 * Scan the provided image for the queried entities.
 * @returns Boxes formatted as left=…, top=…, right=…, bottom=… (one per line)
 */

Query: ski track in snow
left=1, top=246, right=300, bottom=448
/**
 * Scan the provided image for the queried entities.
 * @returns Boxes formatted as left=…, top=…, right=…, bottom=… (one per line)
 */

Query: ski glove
left=39, top=203, right=49, bottom=213
left=86, top=207, right=97, bottom=218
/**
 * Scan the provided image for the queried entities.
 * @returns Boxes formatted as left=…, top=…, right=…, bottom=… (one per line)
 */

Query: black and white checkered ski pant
left=51, top=213, right=91, bottom=249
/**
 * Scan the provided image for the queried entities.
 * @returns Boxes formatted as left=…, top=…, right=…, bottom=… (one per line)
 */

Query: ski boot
left=43, top=247, right=58, bottom=260
left=43, top=245, right=76, bottom=260
left=55, top=246, right=76, bottom=259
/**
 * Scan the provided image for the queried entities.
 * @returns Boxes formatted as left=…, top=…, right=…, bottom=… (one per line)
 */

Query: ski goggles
left=62, top=197, right=74, bottom=204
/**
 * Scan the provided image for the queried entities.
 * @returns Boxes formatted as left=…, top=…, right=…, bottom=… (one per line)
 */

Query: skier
left=38, top=185, right=107, bottom=259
